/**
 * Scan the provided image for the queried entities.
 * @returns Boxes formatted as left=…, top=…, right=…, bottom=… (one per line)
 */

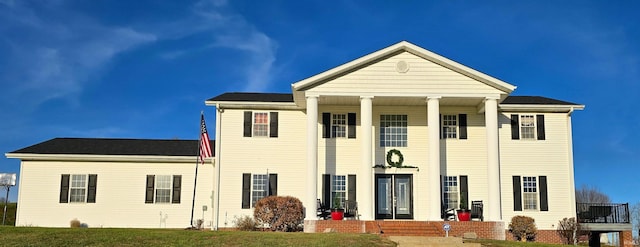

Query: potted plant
left=456, top=195, right=471, bottom=221
left=330, top=195, right=344, bottom=221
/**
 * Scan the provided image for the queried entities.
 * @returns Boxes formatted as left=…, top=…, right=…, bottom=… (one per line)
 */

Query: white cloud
left=0, top=1, right=156, bottom=109
left=155, top=0, right=278, bottom=92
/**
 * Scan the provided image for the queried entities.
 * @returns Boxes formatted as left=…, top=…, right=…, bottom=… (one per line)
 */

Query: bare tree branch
left=575, top=185, right=610, bottom=204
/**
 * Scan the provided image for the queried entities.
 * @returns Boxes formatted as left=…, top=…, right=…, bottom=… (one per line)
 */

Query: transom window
left=523, top=176, right=538, bottom=210
left=155, top=175, right=172, bottom=203
left=332, top=114, right=347, bottom=138
left=443, top=176, right=458, bottom=209
left=69, top=174, right=87, bottom=203
left=252, top=174, right=268, bottom=206
left=442, top=115, right=458, bottom=139
left=253, top=112, right=269, bottom=137
left=520, top=115, right=536, bottom=140
left=332, top=175, right=346, bottom=208
left=380, top=114, right=407, bottom=147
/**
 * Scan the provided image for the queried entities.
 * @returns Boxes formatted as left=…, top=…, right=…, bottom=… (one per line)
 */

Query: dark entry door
left=375, top=174, right=413, bottom=219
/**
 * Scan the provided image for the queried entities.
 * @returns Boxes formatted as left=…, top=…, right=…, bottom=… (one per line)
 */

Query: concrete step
left=388, top=236, right=481, bottom=247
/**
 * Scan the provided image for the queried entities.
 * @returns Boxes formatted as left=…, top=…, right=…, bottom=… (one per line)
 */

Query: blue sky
left=0, top=0, right=638, bottom=205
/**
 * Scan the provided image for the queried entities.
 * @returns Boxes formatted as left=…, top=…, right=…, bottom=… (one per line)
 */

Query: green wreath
left=386, top=149, right=404, bottom=167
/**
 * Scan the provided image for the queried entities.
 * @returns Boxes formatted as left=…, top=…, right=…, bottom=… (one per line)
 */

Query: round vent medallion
left=396, top=60, right=409, bottom=73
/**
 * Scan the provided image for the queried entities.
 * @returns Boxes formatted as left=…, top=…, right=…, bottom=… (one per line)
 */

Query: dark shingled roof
left=207, top=92, right=580, bottom=106
left=9, top=138, right=215, bottom=156
left=502, top=96, right=580, bottom=105
left=207, top=92, right=294, bottom=103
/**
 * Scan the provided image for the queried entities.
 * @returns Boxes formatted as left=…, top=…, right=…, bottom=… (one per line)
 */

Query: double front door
left=375, top=174, right=413, bottom=219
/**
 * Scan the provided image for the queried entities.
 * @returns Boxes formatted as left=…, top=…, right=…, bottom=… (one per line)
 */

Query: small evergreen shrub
left=253, top=196, right=304, bottom=232
left=233, top=215, right=257, bottom=231
left=508, top=215, right=537, bottom=242
left=70, top=219, right=81, bottom=228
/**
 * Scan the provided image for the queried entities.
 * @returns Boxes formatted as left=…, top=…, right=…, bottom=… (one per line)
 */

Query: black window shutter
left=348, top=113, right=356, bottom=139
left=243, top=111, right=252, bottom=137
left=145, top=175, right=155, bottom=204
left=87, top=174, right=97, bottom=203
left=511, top=114, right=520, bottom=140
left=172, top=175, right=182, bottom=204
left=60, top=174, right=70, bottom=203
left=440, top=175, right=444, bottom=219
left=322, top=113, right=331, bottom=138
left=539, top=176, right=548, bottom=211
left=242, top=173, right=251, bottom=209
left=269, top=112, right=278, bottom=138
left=322, top=174, right=331, bottom=207
left=459, top=114, right=468, bottom=140
left=460, top=175, right=469, bottom=209
left=513, top=176, right=522, bottom=211
left=439, top=114, right=443, bottom=139
left=348, top=175, right=356, bottom=203
left=269, top=174, right=278, bottom=196
left=536, top=114, right=546, bottom=140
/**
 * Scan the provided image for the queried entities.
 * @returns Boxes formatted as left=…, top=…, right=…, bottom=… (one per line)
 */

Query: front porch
left=305, top=220, right=506, bottom=240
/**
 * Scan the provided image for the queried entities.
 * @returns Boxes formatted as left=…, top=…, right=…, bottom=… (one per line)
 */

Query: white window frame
left=155, top=175, right=172, bottom=204
left=331, top=175, right=346, bottom=208
left=253, top=112, right=270, bottom=137
left=442, top=176, right=459, bottom=209
left=251, top=174, right=268, bottom=207
left=442, top=115, right=458, bottom=139
left=331, top=113, right=347, bottom=138
left=522, top=176, right=538, bottom=210
left=520, top=115, right=536, bottom=140
left=380, top=114, right=408, bottom=147
left=69, top=174, right=87, bottom=203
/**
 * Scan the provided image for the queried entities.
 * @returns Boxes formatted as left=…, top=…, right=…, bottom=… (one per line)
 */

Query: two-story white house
left=10, top=41, right=614, bottom=244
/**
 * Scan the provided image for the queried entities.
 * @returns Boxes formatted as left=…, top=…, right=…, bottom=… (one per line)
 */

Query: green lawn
left=0, top=227, right=397, bottom=247
left=0, top=227, right=587, bottom=247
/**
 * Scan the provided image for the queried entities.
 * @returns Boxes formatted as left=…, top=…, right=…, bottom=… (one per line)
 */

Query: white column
left=359, top=96, right=374, bottom=220
left=427, top=97, right=441, bottom=221
left=305, top=96, right=319, bottom=220
left=485, top=97, right=501, bottom=221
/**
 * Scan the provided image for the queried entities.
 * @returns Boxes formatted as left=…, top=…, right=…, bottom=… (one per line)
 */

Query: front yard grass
left=0, top=227, right=396, bottom=247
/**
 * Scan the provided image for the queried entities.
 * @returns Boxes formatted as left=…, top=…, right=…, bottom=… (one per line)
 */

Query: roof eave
left=499, top=104, right=585, bottom=112
left=205, top=100, right=300, bottom=110
left=5, top=153, right=214, bottom=163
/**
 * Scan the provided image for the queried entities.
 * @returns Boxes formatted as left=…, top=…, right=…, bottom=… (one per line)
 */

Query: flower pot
left=457, top=209, right=471, bottom=221
left=331, top=209, right=344, bottom=220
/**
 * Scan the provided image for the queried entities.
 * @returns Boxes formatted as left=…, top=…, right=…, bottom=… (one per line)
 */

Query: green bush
left=508, top=215, right=537, bottom=242
left=253, top=196, right=304, bottom=232
left=233, top=215, right=257, bottom=231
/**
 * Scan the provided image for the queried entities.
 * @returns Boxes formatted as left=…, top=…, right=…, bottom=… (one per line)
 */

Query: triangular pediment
left=291, top=41, right=515, bottom=99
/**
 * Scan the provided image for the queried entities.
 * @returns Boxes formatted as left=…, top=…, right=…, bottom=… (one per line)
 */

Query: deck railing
left=576, top=203, right=630, bottom=224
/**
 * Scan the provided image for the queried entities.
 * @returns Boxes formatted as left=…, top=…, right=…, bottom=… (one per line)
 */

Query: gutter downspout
left=566, top=107, right=577, bottom=219
left=214, top=104, right=223, bottom=230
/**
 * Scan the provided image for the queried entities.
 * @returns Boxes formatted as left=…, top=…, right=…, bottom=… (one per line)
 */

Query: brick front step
left=376, top=221, right=443, bottom=236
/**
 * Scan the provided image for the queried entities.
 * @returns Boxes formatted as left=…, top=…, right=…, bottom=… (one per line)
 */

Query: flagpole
left=190, top=112, right=203, bottom=228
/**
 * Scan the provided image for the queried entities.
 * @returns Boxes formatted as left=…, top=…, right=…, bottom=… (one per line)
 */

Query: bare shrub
left=253, top=196, right=304, bottom=232
left=509, top=215, right=537, bottom=242
left=233, top=215, right=257, bottom=231
left=70, top=218, right=81, bottom=228
left=556, top=217, right=585, bottom=244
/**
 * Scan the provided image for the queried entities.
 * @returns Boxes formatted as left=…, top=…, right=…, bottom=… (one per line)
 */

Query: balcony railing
left=576, top=203, right=630, bottom=224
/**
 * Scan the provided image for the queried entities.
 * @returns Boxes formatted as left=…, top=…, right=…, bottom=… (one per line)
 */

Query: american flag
left=199, top=114, right=212, bottom=164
